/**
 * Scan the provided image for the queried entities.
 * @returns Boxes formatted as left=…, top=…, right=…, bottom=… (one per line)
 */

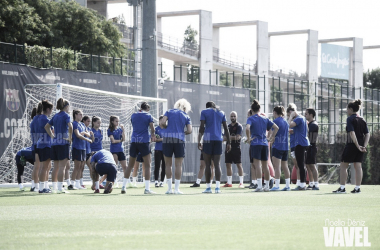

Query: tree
left=0, top=0, right=50, bottom=45
left=184, top=25, right=199, bottom=83
left=0, top=0, right=126, bottom=57
left=363, top=68, right=380, bottom=89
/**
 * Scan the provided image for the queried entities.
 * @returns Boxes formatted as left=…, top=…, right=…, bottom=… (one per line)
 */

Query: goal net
left=0, top=83, right=167, bottom=184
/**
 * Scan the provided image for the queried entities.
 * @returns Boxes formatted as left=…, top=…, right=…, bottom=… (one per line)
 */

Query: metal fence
left=157, top=32, right=199, bottom=58
left=0, top=41, right=137, bottom=77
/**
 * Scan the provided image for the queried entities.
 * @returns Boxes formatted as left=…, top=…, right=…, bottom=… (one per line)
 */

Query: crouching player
left=90, top=149, right=117, bottom=194
left=16, top=146, right=35, bottom=191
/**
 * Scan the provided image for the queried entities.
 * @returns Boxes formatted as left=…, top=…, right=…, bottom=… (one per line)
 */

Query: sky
left=108, top=0, right=380, bottom=77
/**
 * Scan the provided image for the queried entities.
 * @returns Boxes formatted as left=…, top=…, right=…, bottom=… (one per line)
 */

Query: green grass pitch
left=0, top=184, right=379, bottom=250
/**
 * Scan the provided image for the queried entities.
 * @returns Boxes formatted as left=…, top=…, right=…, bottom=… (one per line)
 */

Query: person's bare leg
left=293, top=157, right=300, bottom=184
left=281, top=161, right=290, bottom=179
left=272, top=157, right=281, bottom=179
left=164, top=156, right=173, bottom=192
left=236, top=163, right=243, bottom=176
left=32, top=154, right=40, bottom=187
left=45, top=161, right=52, bottom=182
left=310, top=164, right=319, bottom=184
left=253, top=159, right=262, bottom=189
left=38, top=160, right=50, bottom=191
left=306, top=164, right=314, bottom=183
left=226, top=163, right=232, bottom=184
left=197, top=160, right=206, bottom=179
left=141, top=154, right=151, bottom=191
left=339, top=162, right=350, bottom=185
left=203, top=153, right=212, bottom=184
left=261, top=160, right=269, bottom=183
left=353, top=162, right=363, bottom=187
left=132, top=161, right=139, bottom=178
left=251, top=162, right=257, bottom=180
left=172, top=157, right=184, bottom=193
left=52, top=160, right=59, bottom=183
left=71, top=160, right=81, bottom=187
left=120, top=160, right=127, bottom=178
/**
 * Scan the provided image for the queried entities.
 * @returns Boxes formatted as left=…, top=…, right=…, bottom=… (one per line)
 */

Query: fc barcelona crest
left=5, top=89, right=20, bottom=112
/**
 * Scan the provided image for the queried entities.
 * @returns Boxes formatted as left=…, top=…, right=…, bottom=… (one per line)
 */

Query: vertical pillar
left=157, top=17, right=162, bottom=68
left=87, top=0, right=108, bottom=19
left=141, top=0, right=157, bottom=98
left=199, top=10, right=213, bottom=85
left=256, top=21, right=269, bottom=113
left=307, top=30, right=318, bottom=109
left=353, top=38, right=363, bottom=109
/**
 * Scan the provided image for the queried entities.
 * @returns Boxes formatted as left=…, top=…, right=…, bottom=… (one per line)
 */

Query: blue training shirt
left=200, top=108, right=226, bottom=142
left=17, top=146, right=34, bottom=160
left=36, top=114, right=52, bottom=149
left=131, top=111, right=154, bottom=143
left=246, top=114, right=274, bottom=146
left=72, top=121, right=86, bottom=150
left=48, top=111, right=71, bottom=146
left=293, top=115, right=310, bottom=147
left=154, top=126, right=165, bottom=151
left=107, top=127, right=123, bottom=153
left=30, top=115, right=39, bottom=150
left=290, top=132, right=296, bottom=149
left=163, top=109, right=191, bottom=141
left=90, top=128, right=103, bottom=152
left=272, top=117, right=289, bottom=151
left=91, top=149, right=116, bottom=165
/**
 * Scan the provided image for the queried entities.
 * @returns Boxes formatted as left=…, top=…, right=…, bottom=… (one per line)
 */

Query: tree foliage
left=184, top=25, right=199, bottom=83
left=363, top=67, right=380, bottom=89
left=0, top=0, right=126, bottom=57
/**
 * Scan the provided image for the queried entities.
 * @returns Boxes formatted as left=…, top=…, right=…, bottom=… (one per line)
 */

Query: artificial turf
left=0, top=184, right=379, bottom=250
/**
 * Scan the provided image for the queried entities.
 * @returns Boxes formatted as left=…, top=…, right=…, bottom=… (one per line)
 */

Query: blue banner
left=321, top=44, right=350, bottom=80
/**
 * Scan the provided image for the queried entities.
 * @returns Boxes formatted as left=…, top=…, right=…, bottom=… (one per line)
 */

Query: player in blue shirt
left=90, top=116, right=103, bottom=152
left=16, top=147, right=34, bottom=191
left=288, top=106, right=310, bottom=191
left=90, top=149, right=117, bottom=194
left=36, top=100, right=54, bottom=194
left=286, top=103, right=300, bottom=187
left=30, top=104, right=41, bottom=192
left=44, top=97, right=72, bottom=193
left=123, top=102, right=155, bottom=194
left=70, top=110, right=92, bottom=190
left=107, top=115, right=127, bottom=192
left=333, top=99, right=369, bottom=194
left=161, top=99, right=192, bottom=194
left=81, top=115, right=94, bottom=189
left=270, top=106, right=290, bottom=191
left=154, top=115, right=166, bottom=187
left=198, top=101, right=230, bottom=194
left=246, top=100, right=278, bottom=192
left=90, top=116, right=106, bottom=189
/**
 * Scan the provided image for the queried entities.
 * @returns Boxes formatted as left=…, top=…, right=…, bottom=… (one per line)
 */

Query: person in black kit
left=305, top=108, right=319, bottom=190
left=333, top=99, right=370, bottom=194
left=223, top=111, right=244, bottom=188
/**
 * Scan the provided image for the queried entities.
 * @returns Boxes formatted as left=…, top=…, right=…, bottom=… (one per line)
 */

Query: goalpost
left=0, top=83, right=167, bottom=184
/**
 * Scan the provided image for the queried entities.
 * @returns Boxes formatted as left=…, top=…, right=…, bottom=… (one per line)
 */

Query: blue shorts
left=72, top=148, right=86, bottom=161
left=112, top=151, right=126, bottom=162
left=51, top=144, right=70, bottom=161
left=202, top=140, right=222, bottom=155
left=162, top=137, right=185, bottom=158
left=130, top=142, right=150, bottom=158
left=96, top=163, right=117, bottom=182
left=272, top=148, right=288, bottom=161
left=136, top=153, right=143, bottom=162
left=38, top=147, right=51, bottom=162
left=250, top=145, right=268, bottom=161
